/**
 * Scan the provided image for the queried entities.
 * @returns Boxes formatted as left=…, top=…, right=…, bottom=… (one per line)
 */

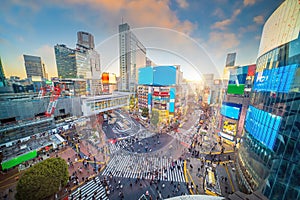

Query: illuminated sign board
left=245, top=106, right=281, bottom=150
left=227, top=66, right=248, bottom=95
left=223, top=121, right=237, bottom=136
left=221, top=102, right=242, bottom=120
left=139, top=66, right=176, bottom=86
left=253, top=64, right=298, bottom=93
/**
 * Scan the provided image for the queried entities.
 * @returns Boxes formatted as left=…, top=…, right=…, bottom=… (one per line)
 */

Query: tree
left=150, top=110, right=159, bottom=127
left=141, top=107, right=149, bottom=118
left=16, top=157, right=69, bottom=200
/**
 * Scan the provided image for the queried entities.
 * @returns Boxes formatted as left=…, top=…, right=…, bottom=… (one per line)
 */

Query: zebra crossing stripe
left=70, top=176, right=108, bottom=200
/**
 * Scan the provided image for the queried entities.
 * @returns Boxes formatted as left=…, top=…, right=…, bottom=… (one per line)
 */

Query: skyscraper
left=236, top=0, right=300, bottom=199
left=77, top=31, right=95, bottom=50
left=54, top=32, right=102, bottom=95
left=119, top=23, right=146, bottom=92
left=54, top=44, right=77, bottom=78
left=0, top=57, right=7, bottom=87
left=225, top=53, right=236, bottom=67
left=23, top=55, right=46, bottom=79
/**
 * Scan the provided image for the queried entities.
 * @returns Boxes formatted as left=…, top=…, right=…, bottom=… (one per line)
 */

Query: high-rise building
left=0, top=57, right=7, bottom=87
left=77, top=31, right=95, bottom=50
left=119, top=23, right=146, bottom=92
left=225, top=52, right=236, bottom=67
left=236, top=0, right=300, bottom=199
left=23, top=55, right=46, bottom=79
left=54, top=31, right=101, bottom=95
left=54, top=44, right=77, bottom=78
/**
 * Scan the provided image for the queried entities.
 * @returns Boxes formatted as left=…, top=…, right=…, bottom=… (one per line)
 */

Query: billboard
left=227, top=66, right=248, bottom=95
left=1, top=150, right=37, bottom=170
left=223, top=120, right=237, bottom=136
left=247, top=64, right=256, bottom=76
left=102, top=72, right=117, bottom=84
left=253, top=64, right=298, bottom=93
left=138, top=66, right=153, bottom=85
left=153, top=66, right=176, bottom=86
left=220, top=102, right=242, bottom=120
left=139, top=66, right=176, bottom=86
left=245, top=106, right=281, bottom=150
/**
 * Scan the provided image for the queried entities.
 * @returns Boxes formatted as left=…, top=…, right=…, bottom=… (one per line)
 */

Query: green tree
left=141, top=107, right=149, bottom=118
left=150, top=110, right=159, bottom=127
left=16, top=157, right=69, bottom=200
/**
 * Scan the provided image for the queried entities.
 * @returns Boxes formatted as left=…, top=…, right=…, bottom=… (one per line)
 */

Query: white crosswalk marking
left=69, top=176, right=108, bottom=200
left=102, top=154, right=186, bottom=182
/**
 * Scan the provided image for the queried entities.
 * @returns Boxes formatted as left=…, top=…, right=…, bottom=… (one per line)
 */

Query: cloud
left=212, top=8, right=225, bottom=18
left=34, top=45, right=57, bottom=78
left=211, top=19, right=231, bottom=30
left=253, top=15, right=264, bottom=24
left=243, top=0, right=256, bottom=6
left=211, top=9, right=241, bottom=30
left=57, top=0, right=196, bottom=35
left=176, top=0, right=189, bottom=9
left=208, top=32, right=240, bottom=54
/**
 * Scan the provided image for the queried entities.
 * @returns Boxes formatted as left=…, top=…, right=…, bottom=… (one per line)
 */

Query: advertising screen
left=247, top=64, right=256, bottom=76
left=153, top=66, right=176, bottom=86
left=139, top=66, right=176, bottom=86
left=223, top=121, right=237, bottom=136
left=220, top=102, right=242, bottom=120
left=102, top=72, right=109, bottom=84
left=245, top=106, right=281, bottom=150
left=227, top=66, right=248, bottom=95
left=138, top=66, right=153, bottom=85
left=1, top=150, right=37, bottom=170
left=253, top=64, right=298, bottom=93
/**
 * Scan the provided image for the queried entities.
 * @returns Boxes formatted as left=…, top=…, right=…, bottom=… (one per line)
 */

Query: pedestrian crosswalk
left=108, top=139, right=130, bottom=155
left=69, top=176, right=108, bottom=200
left=167, top=130, right=193, bottom=146
left=102, top=154, right=186, bottom=182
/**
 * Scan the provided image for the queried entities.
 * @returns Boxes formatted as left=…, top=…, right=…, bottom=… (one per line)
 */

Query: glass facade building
left=23, top=55, right=45, bottom=79
left=54, top=44, right=77, bottom=78
left=119, top=23, right=146, bottom=92
left=0, top=57, right=7, bottom=87
left=236, top=0, right=300, bottom=199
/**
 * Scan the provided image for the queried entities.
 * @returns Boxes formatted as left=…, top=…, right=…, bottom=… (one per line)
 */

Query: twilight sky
left=0, top=0, right=284, bottom=80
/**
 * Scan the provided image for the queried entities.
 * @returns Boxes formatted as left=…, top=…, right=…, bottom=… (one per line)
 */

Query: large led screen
left=223, top=121, right=237, bottom=136
left=220, top=102, right=242, bottom=120
left=1, top=150, right=37, bottom=170
left=138, top=66, right=153, bottom=85
left=253, top=64, right=298, bottom=93
left=227, top=66, right=248, bottom=95
left=245, top=106, right=281, bottom=150
left=138, top=66, right=176, bottom=86
left=153, top=66, right=176, bottom=86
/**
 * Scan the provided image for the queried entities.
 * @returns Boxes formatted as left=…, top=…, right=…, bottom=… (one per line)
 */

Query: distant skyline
left=0, top=0, right=284, bottom=80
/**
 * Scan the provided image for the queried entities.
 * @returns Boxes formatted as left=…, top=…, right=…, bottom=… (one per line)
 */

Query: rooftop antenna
left=122, top=17, right=124, bottom=24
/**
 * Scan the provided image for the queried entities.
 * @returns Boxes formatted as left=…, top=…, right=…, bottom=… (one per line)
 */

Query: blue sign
left=253, top=64, right=298, bottom=93
left=220, top=102, right=242, bottom=120
left=245, top=106, right=281, bottom=150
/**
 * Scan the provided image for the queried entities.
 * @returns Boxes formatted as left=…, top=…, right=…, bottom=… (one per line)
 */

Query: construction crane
left=38, top=85, right=51, bottom=99
left=45, top=84, right=62, bottom=117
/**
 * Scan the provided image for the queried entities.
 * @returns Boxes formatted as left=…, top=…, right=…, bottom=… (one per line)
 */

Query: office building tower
left=236, top=0, right=300, bottom=199
left=225, top=53, right=236, bottom=67
left=0, top=57, right=7, bottom=87
left=119, top=23, right=146, bottom=92
left=55, top=44, right=77, bottom=78
left=77, top=31, right=95, bottom=50
left=23, top=55, right=46, bottom=79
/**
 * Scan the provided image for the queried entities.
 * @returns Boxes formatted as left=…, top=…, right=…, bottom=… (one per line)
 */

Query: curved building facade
left=236, top=0, right=300, bottom=199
